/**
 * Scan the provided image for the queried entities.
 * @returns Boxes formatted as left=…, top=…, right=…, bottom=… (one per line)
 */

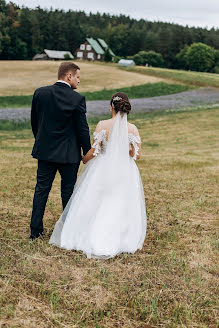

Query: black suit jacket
left=31, top=82, right=91, bottom=163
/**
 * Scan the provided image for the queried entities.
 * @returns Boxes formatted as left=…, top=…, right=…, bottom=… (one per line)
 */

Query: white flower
left=113, top=96, right=122, bottom=101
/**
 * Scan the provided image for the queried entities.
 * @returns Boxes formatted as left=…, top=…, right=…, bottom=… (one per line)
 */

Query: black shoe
left=29, top=232, right=44, bottom=240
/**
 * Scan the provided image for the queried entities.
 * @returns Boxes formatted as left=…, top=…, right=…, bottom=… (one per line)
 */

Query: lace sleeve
left=128, top=134, right=141, bottom=160
left=92, top=130, right=106, bottom=156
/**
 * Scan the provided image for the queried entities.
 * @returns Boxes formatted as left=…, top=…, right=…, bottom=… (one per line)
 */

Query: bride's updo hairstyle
left=110, top=92, right=131, bottom=115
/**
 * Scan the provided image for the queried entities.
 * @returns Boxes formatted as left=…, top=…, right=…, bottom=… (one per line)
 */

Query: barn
left=75, top=38, right=115, bottom=61
left=33, top=49, right=74, bottom=60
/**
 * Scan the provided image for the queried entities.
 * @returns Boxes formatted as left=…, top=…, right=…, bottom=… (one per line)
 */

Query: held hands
left=82, top=154, right=89, bottom=164
left=82, top=148, right=95, bottom=164
left=83, top=146, right=140, bottom=163
left=129, top=149, right=134, bottom=158
left=129, top=145, right=141, bottom=160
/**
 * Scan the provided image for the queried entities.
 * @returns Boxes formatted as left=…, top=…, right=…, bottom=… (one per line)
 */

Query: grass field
left=0, top=61, right=167, bottom=96
left=119, top=66, right=219, bottom=88
left=0, top=106, right=218, bottom=327
left=0, top=82, right=193, bottom=108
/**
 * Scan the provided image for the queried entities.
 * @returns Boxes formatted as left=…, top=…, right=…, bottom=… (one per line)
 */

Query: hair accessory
left=113, top=96, right=122, bottom=101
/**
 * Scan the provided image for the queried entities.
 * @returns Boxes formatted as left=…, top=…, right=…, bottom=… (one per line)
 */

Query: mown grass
left=0, top=82, right=193, bottom=108
left=0, top=119, right=31, bottom=131
left=0, top=60, right=164, bottom=96
left=119, top=66, right=219, bottom=88
left=0, top=95, right=33, bottom=109
left=0, top=104, right=216, bottom=131
left=82, top=82, right=192, bottom=101
left=0, top=106, right=218, bottom=327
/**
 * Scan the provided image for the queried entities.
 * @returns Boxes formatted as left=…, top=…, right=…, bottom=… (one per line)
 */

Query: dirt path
left=0, top=87, right=219, bottom=121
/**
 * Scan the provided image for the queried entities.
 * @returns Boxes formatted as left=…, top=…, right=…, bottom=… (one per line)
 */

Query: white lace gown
left=49, top=112, right=147, bottom=259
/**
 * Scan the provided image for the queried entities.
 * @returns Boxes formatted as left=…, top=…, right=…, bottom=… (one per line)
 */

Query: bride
left=49, top=92, right=147, bottom=259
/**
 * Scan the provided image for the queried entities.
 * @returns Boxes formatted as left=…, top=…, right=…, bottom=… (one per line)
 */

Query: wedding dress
left=49, top=112, right=147, bottom=259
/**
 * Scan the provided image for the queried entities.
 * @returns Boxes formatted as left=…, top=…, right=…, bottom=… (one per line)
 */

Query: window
left=86, top=45, right=91, bottom=50
left=87, top=52, right=94, bottom=59
left=80, top=44, right=85, bottom=50
left=77, top=52, right=83, bottom=58
left=97, top=54, right=101, bottom=59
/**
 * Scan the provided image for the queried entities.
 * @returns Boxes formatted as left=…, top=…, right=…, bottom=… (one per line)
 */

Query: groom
left=30, top=62, right=91, bottom=240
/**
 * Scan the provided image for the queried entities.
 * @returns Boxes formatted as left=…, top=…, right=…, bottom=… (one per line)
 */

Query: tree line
left=0, top=0, right=219, bottom=71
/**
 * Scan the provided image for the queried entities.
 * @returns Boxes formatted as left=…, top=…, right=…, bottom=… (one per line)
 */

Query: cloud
left=9, top=0, right=219, bottom=29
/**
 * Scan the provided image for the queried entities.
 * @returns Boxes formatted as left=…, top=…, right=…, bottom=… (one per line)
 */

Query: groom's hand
left=82, top=148, right=95, bottom=164
left=82, top=155, right=88, bottom=164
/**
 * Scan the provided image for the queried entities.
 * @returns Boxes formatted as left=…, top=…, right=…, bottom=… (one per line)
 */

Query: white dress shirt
left=57, top=80, right=71, bottom=88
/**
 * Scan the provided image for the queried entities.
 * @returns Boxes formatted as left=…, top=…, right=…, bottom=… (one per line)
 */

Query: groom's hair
left=58, top=62, right=80, bottom=79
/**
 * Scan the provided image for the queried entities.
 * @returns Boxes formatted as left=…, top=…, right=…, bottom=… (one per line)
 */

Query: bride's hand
left=129, top=149, right=134, bottom=157
left=82, top=155, right=88, bottom=164
left=83, top=148, right=95, bottom=164
left=129, top=144, right=141, bottom=160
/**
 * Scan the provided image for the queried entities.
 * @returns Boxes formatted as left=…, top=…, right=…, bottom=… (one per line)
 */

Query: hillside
left=0, top=61, right=166, bottom=96
left=119, top=66, right=219, bottom=88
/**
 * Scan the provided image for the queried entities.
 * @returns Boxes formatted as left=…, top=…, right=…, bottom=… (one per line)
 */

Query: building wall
left=75, top=41, right=103, bottom=61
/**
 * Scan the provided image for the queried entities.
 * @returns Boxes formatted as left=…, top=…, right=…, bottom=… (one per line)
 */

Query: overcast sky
left=8, top=0, right=219, bottom=29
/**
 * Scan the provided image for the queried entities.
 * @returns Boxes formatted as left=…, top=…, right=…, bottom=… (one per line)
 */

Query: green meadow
left=119, top=66, right=219, bottom=88
left=0, top=82, right=192, bottom=108
left=0, top=106, right=218, bottom=327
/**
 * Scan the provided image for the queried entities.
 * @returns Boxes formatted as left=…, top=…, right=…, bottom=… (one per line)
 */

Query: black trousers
left=30, top=160, right=80, bottom=238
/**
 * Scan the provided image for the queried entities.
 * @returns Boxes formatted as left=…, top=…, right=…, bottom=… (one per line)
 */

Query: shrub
left=127, top=56, right=134, bottom=60
left=212, top=66, right=219, bottom=74
left=64, top=53, right=71, bottom=60
left=104, top=48, right=112, bottom=62
left=176, top=45, right=189, bottom=70
left=133, top=53, right=143, bottom=65
left=113, top=55, right=122, bottom=63
left=185, top=42, right=215, bottom=72
left=214, top=50, right=219, bottom=66
left=133, top=50, right=165, bottom=67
